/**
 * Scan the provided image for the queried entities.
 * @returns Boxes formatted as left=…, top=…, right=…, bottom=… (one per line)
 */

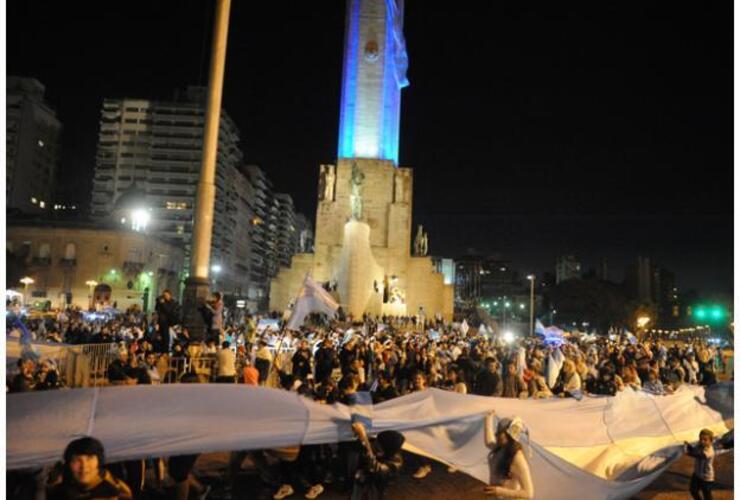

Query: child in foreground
left=684, top=428, right=715, bottom=500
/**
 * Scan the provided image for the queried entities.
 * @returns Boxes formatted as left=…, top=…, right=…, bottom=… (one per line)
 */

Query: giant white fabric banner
left=7, top=384, right=732, bottom=500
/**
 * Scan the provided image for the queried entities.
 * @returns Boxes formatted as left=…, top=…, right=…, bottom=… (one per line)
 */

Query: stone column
left=182, top=0, right=232, bottom=341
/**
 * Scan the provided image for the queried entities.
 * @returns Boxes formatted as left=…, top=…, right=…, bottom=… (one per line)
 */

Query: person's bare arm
left=484, top=411, right=496, bottom=448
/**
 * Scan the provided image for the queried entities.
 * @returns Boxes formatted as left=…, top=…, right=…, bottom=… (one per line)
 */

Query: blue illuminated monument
left=337, top=0, right=409, bottom=165
left=269, top=0, right=454, bottom=322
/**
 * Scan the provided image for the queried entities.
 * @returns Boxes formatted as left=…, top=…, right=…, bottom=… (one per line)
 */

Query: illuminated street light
left=130, top=208, right=151, bottom=232
left=20, top=276, right=34, bottom=304
left=503, top=331, right=515, bottom=344
left=211, top=264, right=222, bottom=274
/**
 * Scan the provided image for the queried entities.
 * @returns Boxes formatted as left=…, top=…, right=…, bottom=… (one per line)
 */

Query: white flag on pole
left=286, top=275, right=339, bottom=331
left=460, top=319, right=469, bottom=335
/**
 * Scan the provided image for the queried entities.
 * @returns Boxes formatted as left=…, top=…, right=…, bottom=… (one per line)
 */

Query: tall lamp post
left=527, top=275, right=535, bottom=337
left=85, top=280, right=98, bottom=310
left=20, top=277, right=34, bottom=305
left=182, top=0, right=232, bottom=341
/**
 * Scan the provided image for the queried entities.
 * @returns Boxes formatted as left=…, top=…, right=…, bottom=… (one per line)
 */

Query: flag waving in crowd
left=285, top=274, right=339, bottom=331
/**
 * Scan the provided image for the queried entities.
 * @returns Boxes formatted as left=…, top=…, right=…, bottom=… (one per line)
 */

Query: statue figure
left=421, top=231, right=428, bottom=256
left=349, top=162, right=365, bottom=220
left=414, top=225, right=424, bottom=256
left=319, top=165, right=336, bottom=201
left=325, top=164, right=335, bottom=201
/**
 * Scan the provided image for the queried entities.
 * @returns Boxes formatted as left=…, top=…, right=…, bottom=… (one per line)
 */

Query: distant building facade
left=90, top=90, right=308, bottom=311
left=555, top=255, right=582, bottom=284
left=6, top=77, right=62, bottom=215
left=7, top=222, right=183, bottom=311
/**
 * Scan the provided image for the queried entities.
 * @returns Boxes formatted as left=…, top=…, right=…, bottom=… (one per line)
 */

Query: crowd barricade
left=66, top=343, right=119, bottom=387
left=163, top=356, right=219, bottom=383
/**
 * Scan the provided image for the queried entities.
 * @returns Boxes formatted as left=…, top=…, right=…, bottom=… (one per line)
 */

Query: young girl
left=484, top=412, right=534, bottom=499
left=685, top=428, right=715, bottom=500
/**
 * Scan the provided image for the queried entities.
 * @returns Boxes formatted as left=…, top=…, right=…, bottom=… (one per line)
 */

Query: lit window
left=165, top=201, right=188, bottom=210
left=176, top=225, right=185, bottom=234
left=37, top=140, right=44, bottom=147
left=30, top=197, right=38, bottom=204
left=39, top=201, right=45, bottom=208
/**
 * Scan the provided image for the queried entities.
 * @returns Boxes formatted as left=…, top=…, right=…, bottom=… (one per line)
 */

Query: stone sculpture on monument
left=349, top=162, right=365, bottom=221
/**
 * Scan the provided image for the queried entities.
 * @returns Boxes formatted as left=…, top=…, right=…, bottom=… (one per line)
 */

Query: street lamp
left=527, top=274, right=535, bottom=337
left=503, top=301, right=511, bottom=330
left=19, top=276, right=34, bottom=305
left=85, top=280, right=98, bottom=309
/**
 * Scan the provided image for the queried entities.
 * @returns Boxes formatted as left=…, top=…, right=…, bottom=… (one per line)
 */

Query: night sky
left=7, top=1, right=733, bottom=295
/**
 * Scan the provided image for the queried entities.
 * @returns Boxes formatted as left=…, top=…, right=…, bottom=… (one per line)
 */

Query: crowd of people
left=6, top=292, right=733, bottom=499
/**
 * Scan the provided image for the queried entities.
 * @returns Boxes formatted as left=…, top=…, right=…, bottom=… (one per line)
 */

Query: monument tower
left=270, top=0, right=454, bottom=320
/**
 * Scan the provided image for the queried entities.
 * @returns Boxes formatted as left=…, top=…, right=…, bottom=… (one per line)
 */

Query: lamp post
left=20, top=276, right=34, bottom=305
left=85, top=280, right=98, bottom=309
left=182, top=0, right=232, bottom=342
left=527, top=275, right=535, bottom=337
left=503, top=300, right=511, bottom=331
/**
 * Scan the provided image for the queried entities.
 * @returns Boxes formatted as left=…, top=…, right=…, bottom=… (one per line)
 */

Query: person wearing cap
left=351, top=423, right=405, bottom=500
left=483, top=412, right=534, bottom=498
left=46, top=437, right=132, bottom=499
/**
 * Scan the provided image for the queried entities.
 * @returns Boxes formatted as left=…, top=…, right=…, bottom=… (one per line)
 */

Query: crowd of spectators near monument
left=6, top=292, right=733, bottom=499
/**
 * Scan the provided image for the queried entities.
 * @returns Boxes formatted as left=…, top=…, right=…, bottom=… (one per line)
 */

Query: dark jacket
left=474, top=370, right=503, bottom=397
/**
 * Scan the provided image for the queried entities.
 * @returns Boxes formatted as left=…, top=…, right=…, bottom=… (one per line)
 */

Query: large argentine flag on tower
left=286, top=275, right=339, bottom=331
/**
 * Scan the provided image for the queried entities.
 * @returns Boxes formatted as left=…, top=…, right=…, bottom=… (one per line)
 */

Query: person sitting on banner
left=483, top=413, right=534, bottom=499
left=351, top=422, right=405, bottom=500
left=46, top=437, right=132, bottom=500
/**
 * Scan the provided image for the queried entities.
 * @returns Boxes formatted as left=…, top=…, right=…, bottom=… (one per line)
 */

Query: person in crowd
left=216, top=341, right=237, bottom=383
left=475, top=357, right=503, bottom=397
left=685, top=429, right=716, bottom=500
left=255, top=340, right=274, bottom=386
left=107, top=349, right=137, bottom=386
left=46, top=437, right=132, bottom=499
left=10, top=357, right=38, bottom=393
left=643, top=369, right=669, bottom=395
left=483, top=413, right=534, bottom=499
left=502, top=361, right=528, bottom=399
left=350, top=422, right=405, bottom=500
left=292, top=339, right=313, bottom=382
left=557, top=359, right=582, bottom=398
left=441, top=364, right=467, bottom=394
left=204, top=292, right=224, bottom=341
left=315, top=338, right=339, bottom=384
left=155, top=290, right=179, bottom=353
left=36, top=359, right=61, bottom=391
left=241, top=356, right=260, bottom=386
